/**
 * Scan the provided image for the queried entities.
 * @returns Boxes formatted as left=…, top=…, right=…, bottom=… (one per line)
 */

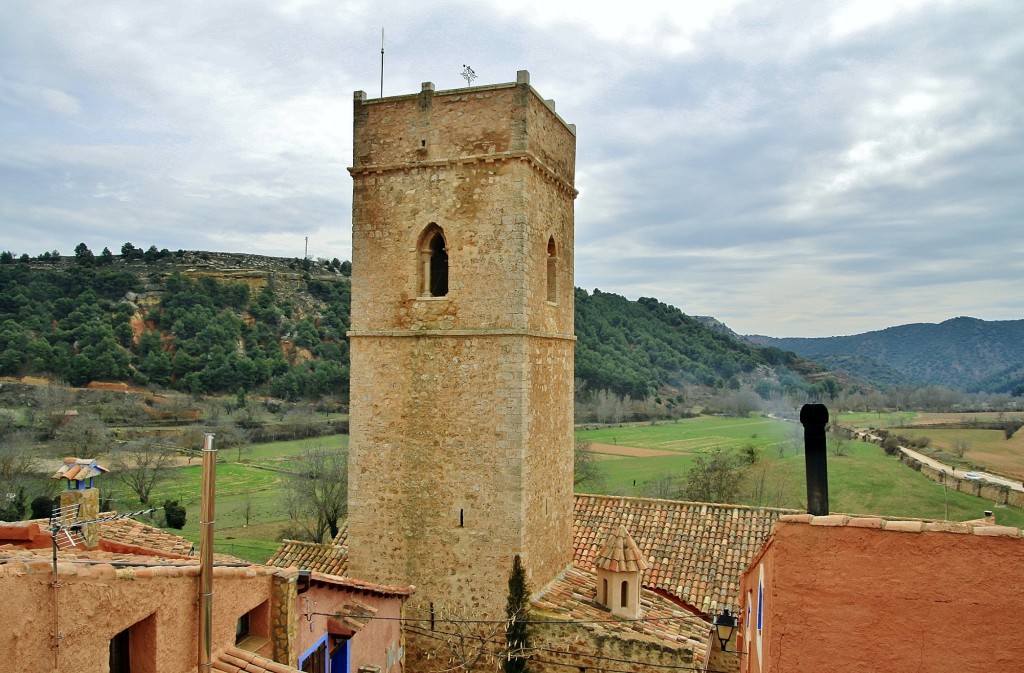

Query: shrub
left=163, top=500, right=187, bottom=529
left=881, top=436, right=902, bottom=456
left=30, top=495, right=55, bottom=520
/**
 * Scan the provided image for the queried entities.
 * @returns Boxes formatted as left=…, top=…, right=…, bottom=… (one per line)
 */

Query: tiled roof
left=594, top=524, right=649, bottom=573
left=99, top=516, right=198, bottom=557
left=311, top=571, right=414, bottom=597
left=266, top=539, right=348, bottom=576
left=51, top=457, right=108, bottom=483
left=214, top=645, right=301, bottom=673
left=531, top=566, right=709, bottom=659
left=574, top=494, right=796, bottom=613
left=0, top=546, right=280, bottom=580
left=270, top=495, right=790, bottom=613
left=778, top=513, right=1024, bottom=537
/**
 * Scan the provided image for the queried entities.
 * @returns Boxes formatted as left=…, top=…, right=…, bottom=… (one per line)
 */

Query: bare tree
left=951, top=438, right=970, bottom=459
left=56, top=413, right=111, bottom=458
left=34, top=384, right=76, bottom=440
left=0, top=430, right=40, bottom=521
left=284, top=446, right=347, bottom=542
left=641, top=473, right=680, bottom=499
left=573, top=440, right=603, bottom=490
left=240, top=492, right=255, bottom=527
left=109, top=439, right=176, bottom=506
left=682, top=450, right=746, bottom=503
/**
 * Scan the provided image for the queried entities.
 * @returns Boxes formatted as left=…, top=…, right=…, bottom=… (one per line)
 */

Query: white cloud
left=1, top=0, right=1021, bottom=337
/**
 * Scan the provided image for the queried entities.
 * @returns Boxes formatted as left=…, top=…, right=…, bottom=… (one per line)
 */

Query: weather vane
left=461, top=65, right=477, bottom=86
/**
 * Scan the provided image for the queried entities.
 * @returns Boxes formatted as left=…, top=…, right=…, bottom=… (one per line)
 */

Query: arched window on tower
left=621, top=580, right=629, bottom=608
left=419, top=224, right=448, bottom=297
left=546, top=237, right=557, bottom=303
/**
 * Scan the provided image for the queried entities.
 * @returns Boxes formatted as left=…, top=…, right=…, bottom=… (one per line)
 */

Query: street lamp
left=713, top=609, right=737, bottom=651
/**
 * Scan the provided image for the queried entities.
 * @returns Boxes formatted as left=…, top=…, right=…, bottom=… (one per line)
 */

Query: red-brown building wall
left=739, top=518, right=1024, bottom=673
left=297, top=582, right=407, bottom=673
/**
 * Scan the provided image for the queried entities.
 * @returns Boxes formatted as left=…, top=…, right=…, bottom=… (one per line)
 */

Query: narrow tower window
left=621, top=580, right=629, bottom=608
left=419, top=224, right=448, bottom=297
left=546, top=237, right=557, bottom=303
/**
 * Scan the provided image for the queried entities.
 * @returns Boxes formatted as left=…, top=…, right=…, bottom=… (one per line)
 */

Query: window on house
left=546, top=237, right=557, bottom=303
left=109, top=627, right=130, bottom=673
left=620, top=580, right=629, bottom=608
left=109, top=614, right=156, bottom=673
left=600, top=578, right=609, bottom=605
left=235, top=612, right=250, bottom=644
left=419, top=224, right=448, bottom=297
left=236, top=600, right=270, bottom=652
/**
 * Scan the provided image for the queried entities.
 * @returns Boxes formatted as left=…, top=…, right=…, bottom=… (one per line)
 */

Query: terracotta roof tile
left=311, top=571, right=414, bottom=597
left=573, top=494, right=796, bottom=613
left=98, top=516, right=197, bottom=557
left=780, top=515, right=1023, bottom=539
left=531, top=565, right=710, bottom=659
left=594, top=524, right=649, bottom=573
left=51, top=457, right=109, bottom=483
left=213, top=647, right=302, bottom=673
left=266, top=539, right=348, bottom=576
left=0, top=547, right=280, bottom=580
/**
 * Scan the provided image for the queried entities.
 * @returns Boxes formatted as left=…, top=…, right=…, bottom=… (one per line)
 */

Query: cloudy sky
left=2, top=1, right=1021, bottom=337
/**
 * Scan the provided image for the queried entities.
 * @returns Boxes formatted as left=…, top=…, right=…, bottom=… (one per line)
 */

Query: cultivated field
left=577, top=415, right=1024, bottom=529
left=837, top=411, right=1024, bottom=480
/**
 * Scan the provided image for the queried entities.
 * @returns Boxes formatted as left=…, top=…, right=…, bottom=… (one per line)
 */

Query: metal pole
left=198, top=433, right=216, bottom=673
left=801, top=404, right=830, bottom=516
left=380, top=27, right=385, bottom=98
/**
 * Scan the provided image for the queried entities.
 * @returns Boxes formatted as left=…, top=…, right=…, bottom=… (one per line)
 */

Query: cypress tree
left=504, top=554, right=530, bottom=673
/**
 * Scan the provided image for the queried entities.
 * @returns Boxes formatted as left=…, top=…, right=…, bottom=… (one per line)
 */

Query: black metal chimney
left=801, top=403, right=830, bottom=516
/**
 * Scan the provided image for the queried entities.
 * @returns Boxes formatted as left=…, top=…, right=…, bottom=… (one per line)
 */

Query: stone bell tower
left=346, top=70, right=577, bottom=617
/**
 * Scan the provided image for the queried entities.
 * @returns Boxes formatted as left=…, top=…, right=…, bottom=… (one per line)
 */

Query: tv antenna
left=461, top=65, right=477, bottom=86
left=48, top=503, right=162, bottom=662
left=380, top=27, right=385, bottom=98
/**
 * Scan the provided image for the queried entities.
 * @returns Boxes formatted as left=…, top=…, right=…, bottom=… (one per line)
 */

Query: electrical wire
left=308, top=610, right=712, bottom=627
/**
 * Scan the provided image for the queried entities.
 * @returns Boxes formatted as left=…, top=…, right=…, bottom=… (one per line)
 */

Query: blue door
left=329, top=638, right=349, bottom=673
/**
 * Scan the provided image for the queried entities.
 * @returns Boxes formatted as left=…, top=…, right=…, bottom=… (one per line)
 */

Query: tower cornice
left=348, top=151, right=578, bottom=198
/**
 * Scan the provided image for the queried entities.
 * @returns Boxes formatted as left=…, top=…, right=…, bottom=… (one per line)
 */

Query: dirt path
left=588, top=443, right=681, bottom=457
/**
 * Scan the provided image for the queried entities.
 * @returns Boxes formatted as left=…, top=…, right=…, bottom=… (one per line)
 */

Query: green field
left=577, top=415, right=1024, bottom=528
left=122, top=435, right=348, bottom=563
left=123, top=415, right=1024, bottom=564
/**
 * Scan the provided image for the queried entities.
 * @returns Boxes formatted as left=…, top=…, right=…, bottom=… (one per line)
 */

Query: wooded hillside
left=0, top=246, right=829, bottom=400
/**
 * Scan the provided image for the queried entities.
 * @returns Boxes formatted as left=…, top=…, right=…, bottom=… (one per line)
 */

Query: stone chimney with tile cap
left=594, top=524, right=649, bottom=619
left=51, top=457, right=108, bottom=548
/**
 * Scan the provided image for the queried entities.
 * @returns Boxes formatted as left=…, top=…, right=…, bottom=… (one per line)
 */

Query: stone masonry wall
left=527, top=621, right=699, bottom=673
left=347, top=72, right=576, bottom=621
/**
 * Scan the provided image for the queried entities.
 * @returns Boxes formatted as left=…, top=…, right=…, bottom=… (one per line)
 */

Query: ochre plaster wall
left=346, top=74, right=576, bottom=619
left=2, top=565, right=278, bottom=673
left=740, top=522, right=1024, bottom=673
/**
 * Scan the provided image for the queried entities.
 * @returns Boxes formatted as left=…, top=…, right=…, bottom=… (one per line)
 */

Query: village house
left=0, top=458, right=411, bottom=673
left=737, top=512, right=1024, bottom=673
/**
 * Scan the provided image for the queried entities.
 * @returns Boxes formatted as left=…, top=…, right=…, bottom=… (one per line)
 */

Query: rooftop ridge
left=575, top=492, right=800, bottom=514
left=780, top=513, right=1023, bottom=537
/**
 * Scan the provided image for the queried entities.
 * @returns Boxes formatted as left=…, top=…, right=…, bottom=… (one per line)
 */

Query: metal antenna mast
left=49, top=505, right=162, bottom=668
left=380, top=27, right=385, bottom=98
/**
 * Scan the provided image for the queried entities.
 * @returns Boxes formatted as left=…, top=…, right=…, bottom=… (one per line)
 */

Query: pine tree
left=504, top=554, right=530, bottom=673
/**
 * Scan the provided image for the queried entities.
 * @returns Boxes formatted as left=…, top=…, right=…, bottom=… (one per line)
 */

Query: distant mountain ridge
left=747, top=317, right=1024, bottom=392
